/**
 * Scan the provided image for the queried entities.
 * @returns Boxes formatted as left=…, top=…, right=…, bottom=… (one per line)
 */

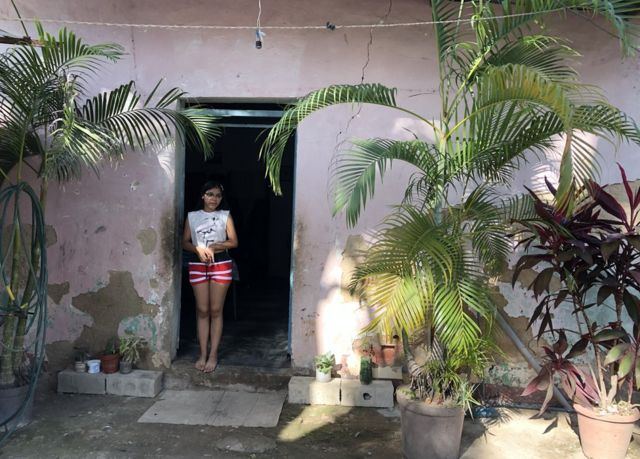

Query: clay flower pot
left=574, top=403, right=640, bottom=459
left=100, top=353, right=120, bottom=374
left=381, top=344, right=398, bottom=366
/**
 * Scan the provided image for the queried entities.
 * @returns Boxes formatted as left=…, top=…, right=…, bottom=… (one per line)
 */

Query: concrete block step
left=106, top=370, right=163, bottom=398
left=57, top=369, right=163, bottom=397
left=341, top=379, right=394, bottom=408
left=288, top=376, right=341, bottom=405
left=58, top=370, right=106, bottom=395
left=288, top=376, right=394, bottom=408
left=165, top=359, right=291, bottom=392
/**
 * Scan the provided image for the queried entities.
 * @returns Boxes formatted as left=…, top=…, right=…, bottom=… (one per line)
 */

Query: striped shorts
left=188, top=252, right=233, bottom=285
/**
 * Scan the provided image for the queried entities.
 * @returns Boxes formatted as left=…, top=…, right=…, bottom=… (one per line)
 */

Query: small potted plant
left=513, top=166, right=640, bottom=459
left=118, top=334, right=147, bottom=374
left=314, top=352, right=334, bottom=382
left=99, top=336, right=120, bottom=374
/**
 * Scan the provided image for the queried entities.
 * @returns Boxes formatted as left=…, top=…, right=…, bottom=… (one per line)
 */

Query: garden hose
left=0, top=181, right=48, bottom=447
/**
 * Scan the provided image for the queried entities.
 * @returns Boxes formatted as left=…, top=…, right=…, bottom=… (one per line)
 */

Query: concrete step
left=165, top=358, right=292, bottom=393
left=57, top=369, right=163, bottom=397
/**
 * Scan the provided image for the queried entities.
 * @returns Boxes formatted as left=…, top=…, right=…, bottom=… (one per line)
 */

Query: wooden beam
left=0, top=36, right=42, bottom=47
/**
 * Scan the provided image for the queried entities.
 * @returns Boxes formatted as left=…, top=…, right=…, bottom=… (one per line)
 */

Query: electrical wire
left=0, top=7, right=571, bottom=31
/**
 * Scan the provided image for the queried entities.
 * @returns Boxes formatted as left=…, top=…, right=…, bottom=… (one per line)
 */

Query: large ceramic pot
left=0, top=385, right=34, bottom=430
left=396, top=387, right=464, bottom=459
left=574, top=403, right=640, bottom=459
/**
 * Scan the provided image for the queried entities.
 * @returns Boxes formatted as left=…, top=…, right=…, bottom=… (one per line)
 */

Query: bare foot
left=204, top=358, right=218, bottom=373
left=195, top=357, right=206, bottom=371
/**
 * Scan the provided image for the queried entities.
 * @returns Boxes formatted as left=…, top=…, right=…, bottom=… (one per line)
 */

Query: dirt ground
left=1, top=369, right=639, bottom=459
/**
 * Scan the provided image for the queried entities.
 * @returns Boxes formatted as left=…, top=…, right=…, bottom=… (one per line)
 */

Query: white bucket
left=87, top=360, right=101, bottom=374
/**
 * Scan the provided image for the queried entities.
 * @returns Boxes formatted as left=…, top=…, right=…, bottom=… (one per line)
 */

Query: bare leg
left=192, top=282, right=211, bottom=371
left=204, top=281, right=230, bottom=372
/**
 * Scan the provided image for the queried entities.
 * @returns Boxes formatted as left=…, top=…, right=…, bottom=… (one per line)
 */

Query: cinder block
left=372, top=365, right=403, bottom=380
left=288, top=376, right=341, bottom=405
left=106, top=370, right=163, bottom=397
left=340, top=379, right=394, bottom=408
left=57, top=370, right=106, bottom=394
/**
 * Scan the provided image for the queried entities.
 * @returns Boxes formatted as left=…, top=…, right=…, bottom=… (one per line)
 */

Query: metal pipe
left=495, top=309, right=573, bottom=412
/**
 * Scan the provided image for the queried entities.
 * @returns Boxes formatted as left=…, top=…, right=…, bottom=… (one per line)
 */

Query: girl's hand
left=196, top=246, right=213, bottom=263
left=208, top=243, right=223, bottom=253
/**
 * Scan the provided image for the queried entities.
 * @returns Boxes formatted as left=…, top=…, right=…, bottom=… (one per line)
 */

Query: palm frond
left=260, top=83, right=398, bottom=194
left=332, top=138, right=440, bottom=227
left=456, top=185, right=511, bottom=275
left=432, top=277, right=493, bottom=353
left=78, top=82, right=219, bottom=162
left=35, top=21, right=124, bottom=79
left=431, top=0, right=468, bottom=71
left=479, top=35, right=579, bottom=82
left=358, top=273, right=427, bottom=338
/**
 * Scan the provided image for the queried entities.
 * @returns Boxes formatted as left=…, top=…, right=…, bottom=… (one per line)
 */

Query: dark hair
left=199, top=180, right=228, bottom=210
left=200, top=180, right=224, bottom=196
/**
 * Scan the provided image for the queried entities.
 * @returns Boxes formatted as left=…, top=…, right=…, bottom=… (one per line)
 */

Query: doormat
left=138, top=389, right=287, bottom=427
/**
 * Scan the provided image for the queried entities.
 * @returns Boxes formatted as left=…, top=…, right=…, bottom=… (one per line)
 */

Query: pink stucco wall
left=1, top=1, right=639, bottom=375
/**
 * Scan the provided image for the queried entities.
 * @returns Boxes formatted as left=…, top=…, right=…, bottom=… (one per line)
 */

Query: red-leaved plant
left=513, top=165, right=640, bottom=415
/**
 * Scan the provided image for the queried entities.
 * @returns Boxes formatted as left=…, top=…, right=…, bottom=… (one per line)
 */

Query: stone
left=288, top=376, right=341, bottom=405
left=57, top=370, right=106, bottom=395
left=106, top=370, right=163, bottom=397
left=372, top=365, right=403, bottom=380
left=340, top=380, right=394, bottom=408
left=215, top=434, right=277, bottom=453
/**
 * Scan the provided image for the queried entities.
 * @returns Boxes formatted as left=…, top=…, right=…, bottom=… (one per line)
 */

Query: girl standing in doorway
left=182, top=181, right=238, bottom=372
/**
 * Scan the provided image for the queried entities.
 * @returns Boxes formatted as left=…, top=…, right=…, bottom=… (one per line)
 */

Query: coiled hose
left=0, top=181, right=47, bottom=447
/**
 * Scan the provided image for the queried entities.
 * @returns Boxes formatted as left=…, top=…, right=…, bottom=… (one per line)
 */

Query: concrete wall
left=1, top=1, right=639, bottom=382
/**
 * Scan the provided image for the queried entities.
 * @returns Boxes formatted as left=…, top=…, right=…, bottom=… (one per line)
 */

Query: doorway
left=178, top=102, right=295, bottom=369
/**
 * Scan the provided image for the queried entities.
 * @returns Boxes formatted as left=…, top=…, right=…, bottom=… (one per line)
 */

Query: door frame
left=172, top=99, right=297, bottom=358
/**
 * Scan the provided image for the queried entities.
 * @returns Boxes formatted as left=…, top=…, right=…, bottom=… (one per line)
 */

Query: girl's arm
left=210, top=214, right=239, bottom=253
left=182, top=219, right=214, bottom=262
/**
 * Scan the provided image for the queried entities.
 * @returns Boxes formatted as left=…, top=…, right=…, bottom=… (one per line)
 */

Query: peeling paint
left=136, top=227, right=158, bottom=255
left=159, top=208, right=175, bottom=272
left=119, top=314, right=157, bottom=351
left=47, top=282, right=69, bottom=304
left=72, top=270, right=159, bottom=355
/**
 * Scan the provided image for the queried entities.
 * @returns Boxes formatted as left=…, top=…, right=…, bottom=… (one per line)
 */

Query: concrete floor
left=2, top=368, right=640, bottom=458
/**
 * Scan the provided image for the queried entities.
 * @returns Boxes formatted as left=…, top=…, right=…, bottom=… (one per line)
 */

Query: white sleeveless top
left=188, top=209, right=229, bottom=248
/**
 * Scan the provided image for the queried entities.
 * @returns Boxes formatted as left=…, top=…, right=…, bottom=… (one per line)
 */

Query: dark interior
left=178, top=103, right=295, bottom=368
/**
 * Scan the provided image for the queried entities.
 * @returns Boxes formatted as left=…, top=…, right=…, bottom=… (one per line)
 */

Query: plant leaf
left=617, top=351, right=635, bottom=379
left=592, top=329, right=626, bottom=343
left=603, top=343, right=630, bottom=365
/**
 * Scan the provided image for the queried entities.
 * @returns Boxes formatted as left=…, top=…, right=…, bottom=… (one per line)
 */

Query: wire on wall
left=0, top=7, right=573, bottom=32
left=255, top=0, right=263, bottom=49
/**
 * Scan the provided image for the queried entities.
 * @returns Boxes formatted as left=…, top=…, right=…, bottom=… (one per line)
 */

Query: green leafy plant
left=260, top=0, right=640, bottom=407
left=118, top=334, right=147, bottom=364
left=314, top=352, right=334, bottom=373
left=514, top=165, right=640, bottom=416
left=0, top=22, right=218, bottom=389
left=104, top=336, right=119, bottom=356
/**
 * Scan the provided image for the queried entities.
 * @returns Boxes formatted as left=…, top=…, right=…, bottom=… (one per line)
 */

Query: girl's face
left=202, top=187, right=223, bottom=211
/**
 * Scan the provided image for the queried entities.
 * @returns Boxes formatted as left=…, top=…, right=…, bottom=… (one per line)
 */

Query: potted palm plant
left=513, top=166, right=640, bottom=459
left=0, top=21, right=217, bottom=438
left=259, top=2, right=639, bottom=458
left=118, top=334, right=147, bottom=374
